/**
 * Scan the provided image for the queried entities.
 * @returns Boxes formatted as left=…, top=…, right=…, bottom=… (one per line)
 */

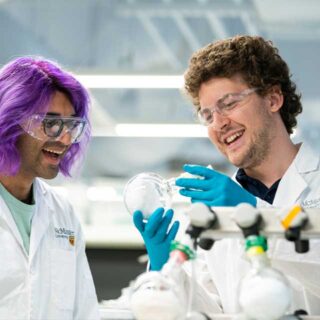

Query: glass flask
left=130, top=238, right=195, bottom=320
left=238, top=235, right=292, bottom=320
left=123, top=172, right=180, bottom=219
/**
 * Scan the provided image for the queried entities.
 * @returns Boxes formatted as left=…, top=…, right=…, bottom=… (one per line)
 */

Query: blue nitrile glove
left=133, top=207, right=180, bottom=271
left=175, top=164, right=257, bottom=207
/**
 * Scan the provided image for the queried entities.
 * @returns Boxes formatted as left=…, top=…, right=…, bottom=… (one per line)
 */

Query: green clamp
left=170, top=240, right=196, bottom=260
left=245, top=235, right=268, bottom=252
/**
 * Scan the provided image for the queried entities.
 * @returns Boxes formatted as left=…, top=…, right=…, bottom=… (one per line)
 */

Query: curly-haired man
left=135, top=36, right=320, bottom=316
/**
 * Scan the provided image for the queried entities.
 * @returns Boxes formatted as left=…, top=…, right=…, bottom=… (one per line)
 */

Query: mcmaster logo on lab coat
left=301, top=197, right=320, bottom=208
left=54, top=227, right=75, bottom=246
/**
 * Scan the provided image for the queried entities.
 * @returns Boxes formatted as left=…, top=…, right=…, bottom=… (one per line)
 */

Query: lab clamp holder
left=197, top=203, right=316, bottom=252
left=188, top=203, right=318, bottom=320
left=130, top=203, right=320, bottom=320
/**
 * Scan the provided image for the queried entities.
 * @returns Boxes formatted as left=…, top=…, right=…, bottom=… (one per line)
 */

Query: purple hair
left=0, top=56, right=91, bottom=176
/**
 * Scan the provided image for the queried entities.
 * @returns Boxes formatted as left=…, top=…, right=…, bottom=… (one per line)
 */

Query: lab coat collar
left=34, top=178, right=55, bottom=209
left=0, top=179, right=55, bottom=260
left=273, top=142, right=318, bottom=205
left=294, top=142, right=319, bottom=173
left=28, top=179, right=53, bottom=262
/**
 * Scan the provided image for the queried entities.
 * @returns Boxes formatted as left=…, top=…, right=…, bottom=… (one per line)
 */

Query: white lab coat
left=256, top=142, right=320, bottom=209
left=0, top=178, right=100, bottom=320
left=186, top=143, right=320, bottom=316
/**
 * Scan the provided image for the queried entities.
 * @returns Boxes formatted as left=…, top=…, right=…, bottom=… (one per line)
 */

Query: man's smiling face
left=199, top=75, right=276, bottom=169
left=16, top=91, right=75, bottom=181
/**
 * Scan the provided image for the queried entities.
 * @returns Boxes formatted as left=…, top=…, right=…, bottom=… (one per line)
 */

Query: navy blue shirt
left=235, top=168, right=281, bottom=204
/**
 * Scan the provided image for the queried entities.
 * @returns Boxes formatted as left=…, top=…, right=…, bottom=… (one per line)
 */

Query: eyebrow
left=200, top=92, right=233, bottom=110
left=216, top=92, right=232, bottom=104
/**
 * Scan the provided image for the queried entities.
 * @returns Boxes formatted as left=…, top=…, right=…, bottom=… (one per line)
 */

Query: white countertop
left=84, top=225, right=144, bottom=249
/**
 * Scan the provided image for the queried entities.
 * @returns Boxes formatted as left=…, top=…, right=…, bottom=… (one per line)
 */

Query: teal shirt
left=0, top=183, right=35, bottom=254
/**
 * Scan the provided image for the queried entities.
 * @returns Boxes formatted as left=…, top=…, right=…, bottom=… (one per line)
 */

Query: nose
left=55, top=128, right=73, bottom=145
left=209, top=111, right=230, bottom=131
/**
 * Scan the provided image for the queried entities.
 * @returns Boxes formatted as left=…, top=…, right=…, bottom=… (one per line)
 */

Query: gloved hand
left=175, top=164, right=257, bottom=207
left=133, top=207, right=180, bottom=271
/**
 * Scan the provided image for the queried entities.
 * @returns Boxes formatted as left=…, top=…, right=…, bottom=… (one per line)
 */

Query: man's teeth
left=43, top=148, right=63, bottom=155
left=225, top=132, right=243, bottom=144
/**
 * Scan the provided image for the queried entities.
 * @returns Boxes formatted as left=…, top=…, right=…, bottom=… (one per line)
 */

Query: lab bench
left=99, top=308, right=319, bottom=320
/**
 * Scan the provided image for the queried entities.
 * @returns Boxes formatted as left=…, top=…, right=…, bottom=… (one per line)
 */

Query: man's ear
left=267, top=85, right=284, bottom=112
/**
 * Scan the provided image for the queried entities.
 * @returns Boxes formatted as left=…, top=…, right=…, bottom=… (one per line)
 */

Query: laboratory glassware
left=123, top=168, right=207, bottom=219
left=123, top=171, right=193, bottom=219
left=130, top=237, right=196, bottom=320
left=238, top=235, right=292, bottom=320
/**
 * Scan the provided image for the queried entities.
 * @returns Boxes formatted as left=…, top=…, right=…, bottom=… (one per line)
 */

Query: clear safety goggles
left=197, top=87, right=260, bottom=126
left=20, top=114, right=87, bottom=143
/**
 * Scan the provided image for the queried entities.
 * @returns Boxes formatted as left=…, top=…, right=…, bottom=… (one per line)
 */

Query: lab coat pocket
left=51, top=248, right=76, bottom=310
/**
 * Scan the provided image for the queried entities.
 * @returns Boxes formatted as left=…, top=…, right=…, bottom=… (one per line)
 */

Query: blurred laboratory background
left=1, top=0, right=320, bottom=301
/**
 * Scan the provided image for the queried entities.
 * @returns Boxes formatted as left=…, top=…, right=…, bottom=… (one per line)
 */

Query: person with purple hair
left=0, top=57, right=100, bottom=319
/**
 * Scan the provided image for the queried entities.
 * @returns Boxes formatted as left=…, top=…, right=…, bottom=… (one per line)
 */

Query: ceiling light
left=114, top=123, right=207, bottom=137
left=76, top=75, right=184, bottom=89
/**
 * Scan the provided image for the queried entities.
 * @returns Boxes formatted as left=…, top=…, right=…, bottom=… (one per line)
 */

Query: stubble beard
left=226, top=118, right=273, bottom=169
left=241, top=129, right=271, bottom=169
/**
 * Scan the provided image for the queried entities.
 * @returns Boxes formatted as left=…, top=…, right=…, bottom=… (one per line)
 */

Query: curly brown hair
left=184, top=35, right=302, bottom=134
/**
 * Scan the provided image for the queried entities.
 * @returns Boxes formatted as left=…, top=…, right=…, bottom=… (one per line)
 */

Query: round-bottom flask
left=130, top=240, right=195, bottom=320
left=130, top=271, right=185, bottom=320
left=123, top=172, right=177, bottom=219
left=238, top=236, right=292, bottom=320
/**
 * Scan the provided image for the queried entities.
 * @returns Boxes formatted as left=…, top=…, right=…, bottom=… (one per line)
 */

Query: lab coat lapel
left=273, top=143, right=318, bottom=206
left=29, top=180, right=52, bottom=262
left=273, top=163, right=307, bottom=205
left=0, top=196, right=26, bottom=253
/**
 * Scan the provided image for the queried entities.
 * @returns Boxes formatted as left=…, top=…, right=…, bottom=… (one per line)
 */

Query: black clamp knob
left=233, top=203, right=262, bottom=238
left=281, top=205, right=309, bottom=253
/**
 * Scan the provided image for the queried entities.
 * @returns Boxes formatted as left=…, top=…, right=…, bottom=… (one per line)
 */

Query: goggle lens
left=21, top=115, right=87, bottom=143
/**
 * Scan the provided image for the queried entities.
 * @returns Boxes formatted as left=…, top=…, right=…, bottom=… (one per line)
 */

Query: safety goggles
left=197, top=88, right=260, bottom=126
left=20, top=114, right=87, bottom=143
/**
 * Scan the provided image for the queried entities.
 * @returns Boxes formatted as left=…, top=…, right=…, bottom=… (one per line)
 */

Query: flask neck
left=248, top=251, right=269, bottom=270
left=161, top=252, right=185, bottom=277
left=162, top=237, right=195, bottom=277
left=165, top=170, right=205, bottom=195
left=165, top=177, right=180, bottom=195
